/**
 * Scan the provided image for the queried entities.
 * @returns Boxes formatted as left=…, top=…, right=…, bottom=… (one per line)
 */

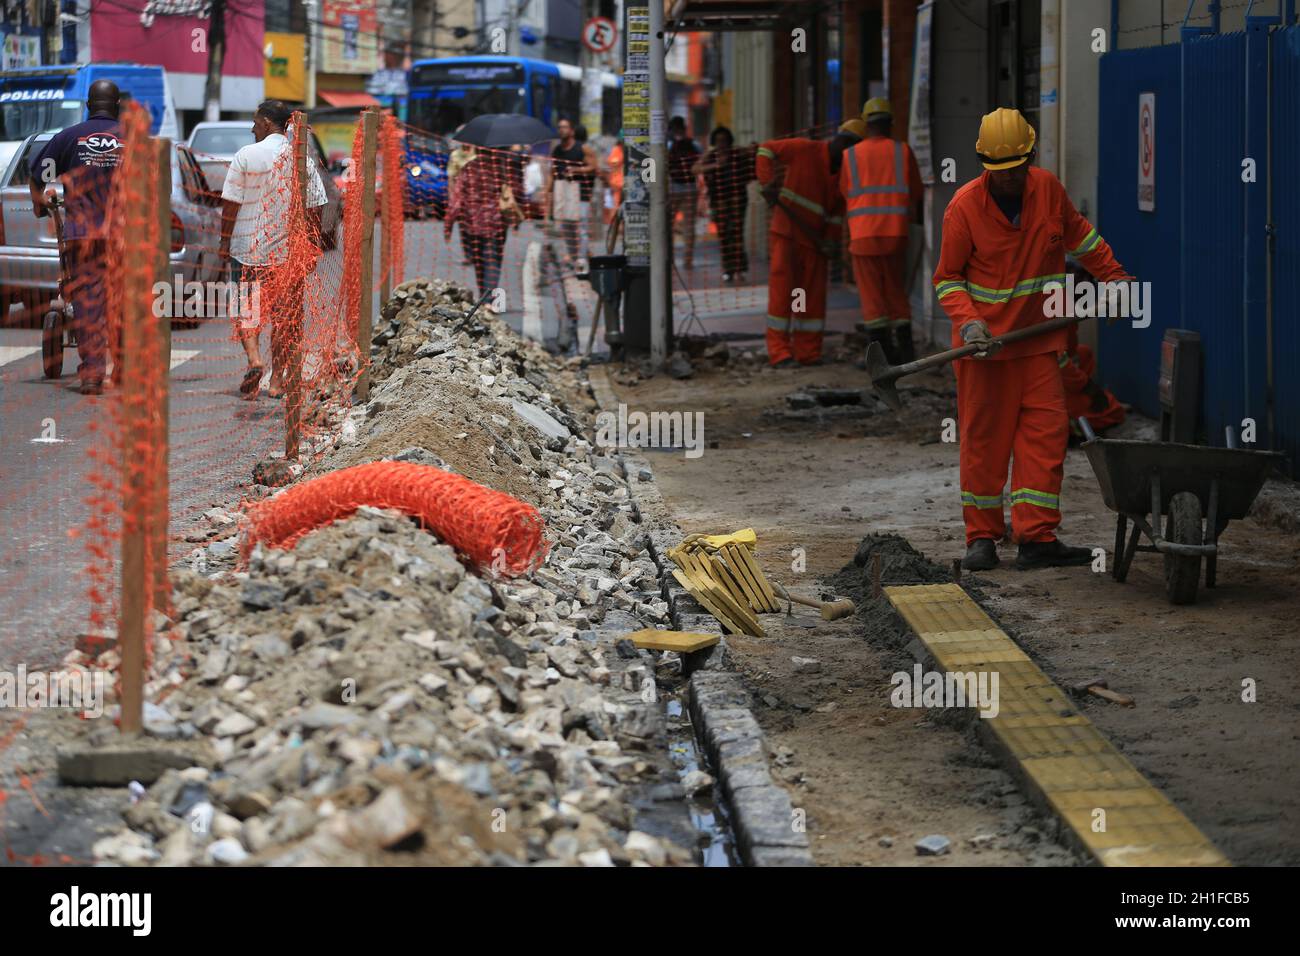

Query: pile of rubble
left=82, top=277, right=703, bottom=866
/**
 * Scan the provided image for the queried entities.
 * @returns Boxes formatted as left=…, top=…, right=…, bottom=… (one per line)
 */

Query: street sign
left=1138, top=92, right=1155, bottom=212
left=583, top=17, right=618, bottom=54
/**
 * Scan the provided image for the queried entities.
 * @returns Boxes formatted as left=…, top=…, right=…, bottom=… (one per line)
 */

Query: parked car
left=402, top=129, right=449, bottom=219
left=0, top=134, right=222, bottom=327
left=185, top=120, right=342, bottom=249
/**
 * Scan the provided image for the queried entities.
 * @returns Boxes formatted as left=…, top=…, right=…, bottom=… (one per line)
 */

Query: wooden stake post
left=285, top=112, right=307, bottom=461
left=355, top=108, right=379, bottom=402
left=378, top=116, right=391, bottom=309
left=118, top=125, right=168, bottom=734
left=151, top=138, right=172, bottom=618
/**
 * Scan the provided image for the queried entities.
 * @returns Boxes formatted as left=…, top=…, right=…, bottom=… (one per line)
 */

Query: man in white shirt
left=219, top=99, right=327, bottom=400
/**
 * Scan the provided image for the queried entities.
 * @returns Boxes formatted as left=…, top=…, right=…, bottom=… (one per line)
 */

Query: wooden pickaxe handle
left=877, top=313, right=1093, bottom=384
left=771, top=583, right=855, bottom=621
left=1088, top=685, right=1136, bottom=707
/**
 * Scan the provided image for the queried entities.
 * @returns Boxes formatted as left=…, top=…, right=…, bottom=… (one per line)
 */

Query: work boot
left=893, top=326, right=916, bottom=364
left=961, top=538, right=999, bottom=571
left=1016, top=538, right=1094, bottom=570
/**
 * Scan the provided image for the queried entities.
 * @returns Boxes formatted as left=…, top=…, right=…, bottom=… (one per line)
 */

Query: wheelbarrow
left=1078, top=419, right=1284, bottom=604
left=40, top=194, right=77, bottom=379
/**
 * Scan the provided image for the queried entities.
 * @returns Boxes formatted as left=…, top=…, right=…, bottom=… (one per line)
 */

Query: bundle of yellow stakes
left=667, top=529, right=781, bottom=637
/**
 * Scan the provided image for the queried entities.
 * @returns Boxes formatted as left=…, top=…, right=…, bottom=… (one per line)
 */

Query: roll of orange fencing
left=242, top=460, right=548, bottom=575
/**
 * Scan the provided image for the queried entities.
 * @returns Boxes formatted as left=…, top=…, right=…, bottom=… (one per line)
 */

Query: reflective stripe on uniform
left=757, top=147, right=776, bottom=160
left=1069, top=228, right=1102, bottom=257
left=848, top=205, right=909, bottom=217
left=1058, top=353, right=1070, bottom=368
left=963, top=273, right=1067, bottom=304
left=934, top=280, right=967, bottom=300
left=961, top=491, right=1005, bottom=509
left=859, top=316, right=890, bottom=330
left=768, top=315, right=824, bottom=333
left=889, top=317, right=912, bottom=328
left=779, top=187, right=825, bottom=217
left=826, top=215, right=843, bottom=225
left=1008, top=487, right=1060, bottom=509
left=846, top=141, right=908, bottom=198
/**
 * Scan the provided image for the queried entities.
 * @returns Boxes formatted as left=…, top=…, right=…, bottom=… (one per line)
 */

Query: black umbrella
left=452, top=113, right=557, bottom=148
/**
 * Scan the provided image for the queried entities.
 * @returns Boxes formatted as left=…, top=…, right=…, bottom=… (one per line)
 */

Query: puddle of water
left=664, top=690, right=736, bottom=867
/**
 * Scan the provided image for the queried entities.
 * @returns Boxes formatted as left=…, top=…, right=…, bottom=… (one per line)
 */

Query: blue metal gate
left=1097, top=18, right=1300, bottom=472
left=1270, top=26, right=1300, bottom=472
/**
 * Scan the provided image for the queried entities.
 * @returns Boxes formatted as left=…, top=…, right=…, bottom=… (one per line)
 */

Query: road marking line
left=170, top=349, right=200, bottom=370
left=0, top=346, right=41, bottom=368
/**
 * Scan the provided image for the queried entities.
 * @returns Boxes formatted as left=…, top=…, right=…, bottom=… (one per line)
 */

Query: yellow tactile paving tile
left=994, top=722, right=1114, bottom=759
left=884, top=583, right=1228, bottom=867
left=1097, top=845, right=1231, bottom=867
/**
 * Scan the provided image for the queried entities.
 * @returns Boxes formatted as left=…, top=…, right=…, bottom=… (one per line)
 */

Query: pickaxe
left=865, top=313, right=1090, bottom=410
left=1069, top=677, right=1136, bottom=707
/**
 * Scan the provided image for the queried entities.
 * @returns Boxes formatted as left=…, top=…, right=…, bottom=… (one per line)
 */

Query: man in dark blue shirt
left=29, top=80, right=124, bottom=394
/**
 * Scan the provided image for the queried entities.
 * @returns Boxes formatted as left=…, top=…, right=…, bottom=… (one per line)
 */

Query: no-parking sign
left=583, top=17, right=618, bottom=54
left=1138, top=92, right=1155, bottom=212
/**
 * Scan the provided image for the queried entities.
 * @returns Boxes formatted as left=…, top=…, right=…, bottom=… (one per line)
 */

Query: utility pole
left=305, top=0, right=318, bottom=109
left=203, top=0, right=227, bottom=122
left=648, top=0, right=667, bottom=369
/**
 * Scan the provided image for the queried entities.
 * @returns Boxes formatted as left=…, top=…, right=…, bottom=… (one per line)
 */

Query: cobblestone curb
left=587, top=366, right=813, bottom=867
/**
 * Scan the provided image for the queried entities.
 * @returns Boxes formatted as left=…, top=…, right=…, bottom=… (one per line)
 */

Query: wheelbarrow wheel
left=1164, top=492, right=1202, bottom=605
left=41, top=309, right=64, bottom=378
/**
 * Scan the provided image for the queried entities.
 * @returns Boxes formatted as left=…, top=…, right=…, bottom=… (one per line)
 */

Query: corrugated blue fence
left=1271, top=27, right=1300, bottom=474
left=1098, top=24, right=1299, bottom=472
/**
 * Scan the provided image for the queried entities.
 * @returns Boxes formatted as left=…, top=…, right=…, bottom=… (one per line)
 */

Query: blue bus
left=407, top=56, right=621, bottom=139
left=401, top=56, right=620, bottom=217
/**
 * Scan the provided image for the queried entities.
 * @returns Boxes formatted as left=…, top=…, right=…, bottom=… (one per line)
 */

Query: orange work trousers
left=956, top=351, right=1068, bottom=546
left=851, top=247, right=909, bottom=333
left=766, top=235, right=827, bottom=364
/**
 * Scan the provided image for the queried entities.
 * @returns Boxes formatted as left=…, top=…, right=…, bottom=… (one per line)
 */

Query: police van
left=0, top=63, right=179, bottom=176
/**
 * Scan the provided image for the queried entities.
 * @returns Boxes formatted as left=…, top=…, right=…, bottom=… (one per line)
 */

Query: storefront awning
left=667, top=0, right=812, bottom=32
left=318, top=90, right=380, bottom=108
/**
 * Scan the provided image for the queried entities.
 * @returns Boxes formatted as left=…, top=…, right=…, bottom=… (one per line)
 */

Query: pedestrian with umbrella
left=445, top=114, right=555, bottom=299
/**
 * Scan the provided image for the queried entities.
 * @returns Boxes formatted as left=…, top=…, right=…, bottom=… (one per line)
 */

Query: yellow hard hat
left=862, top=97, right=892, bottom=121
left=976, top=107, right=1037, bottom=170
left=838, top=118, right=868, bottom=139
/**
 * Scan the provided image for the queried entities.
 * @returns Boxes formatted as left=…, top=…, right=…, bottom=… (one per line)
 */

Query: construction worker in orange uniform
left=841, top=97, right=924, bottom=365
left=755, top=121, right=860, bottom=367
left=1061, top=322, right=1126, bottom=437
left=935, top=108, right=1134, bottom=571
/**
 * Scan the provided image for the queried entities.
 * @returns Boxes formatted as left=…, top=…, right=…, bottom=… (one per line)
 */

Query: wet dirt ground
left=606, top=350, right=1300, bottom=866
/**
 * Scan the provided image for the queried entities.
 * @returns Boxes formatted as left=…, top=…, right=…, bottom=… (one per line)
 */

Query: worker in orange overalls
left=755, top=120, right=861, bottom=367
left=1061, top=323, right=1126, bottom=437
left=841, top=98, right=924, bottom=364
left=935, top=108, right=1134, bottom=571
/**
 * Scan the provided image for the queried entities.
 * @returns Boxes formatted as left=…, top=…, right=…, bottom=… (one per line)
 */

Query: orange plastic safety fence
left=243, top=460, right=548, bottom=576
left=381, top=113, right=405, bottom=290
